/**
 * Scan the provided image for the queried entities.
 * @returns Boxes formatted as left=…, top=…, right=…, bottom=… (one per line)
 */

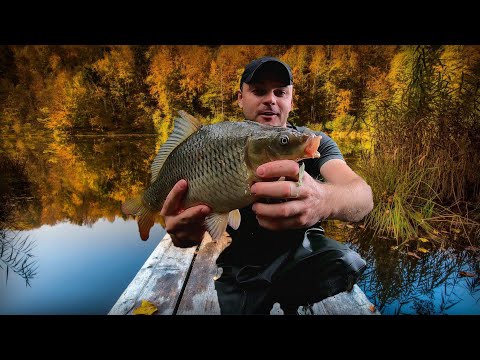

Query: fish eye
left=279, top=135, right=289, bottom=146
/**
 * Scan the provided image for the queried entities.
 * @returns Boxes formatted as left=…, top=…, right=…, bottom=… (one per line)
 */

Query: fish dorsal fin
left=205, top=212, right=229, bottom=241
left=177, top=110, right=203, bottom=127
left=228, top=209, right=241, bottom=230
left=151, top=111, right=202, bottom=183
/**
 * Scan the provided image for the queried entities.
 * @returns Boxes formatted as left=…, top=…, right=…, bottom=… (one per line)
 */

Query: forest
left=1, top=45, right=479, bottom=245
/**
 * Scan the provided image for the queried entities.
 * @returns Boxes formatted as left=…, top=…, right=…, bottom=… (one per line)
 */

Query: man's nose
left=262, top=91, right=276, bottom=105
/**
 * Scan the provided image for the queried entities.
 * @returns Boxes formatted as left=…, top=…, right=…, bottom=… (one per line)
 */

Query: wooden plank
left=297, top=284, right=380, bottom=315
left=176, top=232, right=380, bottom=315
left=110, top=232, right=380, bottom=316
left=108, top=233, right=196, bottom=315
left=176, top=233, right=231, bottom=315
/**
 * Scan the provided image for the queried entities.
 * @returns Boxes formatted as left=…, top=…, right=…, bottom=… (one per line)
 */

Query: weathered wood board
left=109, top=233, right=380, bottom=315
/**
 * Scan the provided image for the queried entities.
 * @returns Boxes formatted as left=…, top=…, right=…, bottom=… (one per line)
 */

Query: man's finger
left=175, top=205, right=211, bottom=226
left=160, top=179, right=188, bottom=216
left=252, top=201, right=301, bottom=219
left=251, top=181, right=303, bottom=199
left=256, top=160, right=299, bottom=179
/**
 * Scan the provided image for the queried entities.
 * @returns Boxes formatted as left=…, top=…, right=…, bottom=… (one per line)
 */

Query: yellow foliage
left=133, top=300, right=158, bottom=315
left=440, top=45, right=480, bottom=99
left=309, top=46, right=328, bottom=76
left=49, top=54, right=61, bottom=71
left=386, top=49, right=411, bottom=103
left=366, top=67, right=391, bottom=101
left=177, top=46, right=212, bottom=94
left=335, top=90, right=352, bottom=118
left=71, top=193, right=82, bottom=206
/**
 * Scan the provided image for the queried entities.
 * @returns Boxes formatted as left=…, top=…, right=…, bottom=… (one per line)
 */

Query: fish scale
left=186, top=135, right=248, bottom=211
left=191, top=138, right=242, bottom=209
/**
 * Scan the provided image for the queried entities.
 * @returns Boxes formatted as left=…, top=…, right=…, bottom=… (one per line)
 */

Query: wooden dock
left=109, top=233, right=380, bottom=315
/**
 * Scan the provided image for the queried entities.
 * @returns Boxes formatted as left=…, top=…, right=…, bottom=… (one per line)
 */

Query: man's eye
left=253, top=89, right=266, bottom=96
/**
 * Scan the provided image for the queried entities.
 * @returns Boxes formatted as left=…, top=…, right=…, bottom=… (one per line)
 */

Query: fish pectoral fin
left=205, top=212, right=229, bottom=241
left=228, top=209, right=241, bottom=230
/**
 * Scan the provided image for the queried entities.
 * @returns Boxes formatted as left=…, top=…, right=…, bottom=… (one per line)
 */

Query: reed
left=360, top=147, right=480, bottom=247
left=360, top=46, right=480, bottom=247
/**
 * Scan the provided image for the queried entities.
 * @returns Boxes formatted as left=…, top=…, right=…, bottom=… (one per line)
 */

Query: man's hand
left=250, top=160, right=330, bottom=231
left=160, top=179, right=211, bottom=248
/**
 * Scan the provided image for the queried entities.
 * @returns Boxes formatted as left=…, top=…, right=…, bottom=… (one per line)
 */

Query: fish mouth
left=304, top=135, right=321, bottom=158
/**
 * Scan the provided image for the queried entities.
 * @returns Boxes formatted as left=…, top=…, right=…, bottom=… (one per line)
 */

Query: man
left=160, top=56, right=373, bottom=314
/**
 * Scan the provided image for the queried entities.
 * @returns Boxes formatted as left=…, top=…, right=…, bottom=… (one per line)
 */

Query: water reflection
left=0, top=134, right=478, bottom=314
left=0, top=134, right=163, bottom=314
left=0, top=134, right=159, bottom=229
left=328, top=223, right=480, bottom=315
left=366, top=247, right=479, bottom=315
left=0, top=155, right=39, bottom=286
left=0, top=219, right=163, bottom=314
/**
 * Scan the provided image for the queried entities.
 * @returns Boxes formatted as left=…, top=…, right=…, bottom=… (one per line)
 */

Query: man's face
left=238, top=79, right=293, bottom=128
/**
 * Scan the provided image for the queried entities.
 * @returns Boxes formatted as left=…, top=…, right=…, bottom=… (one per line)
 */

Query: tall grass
left=360, top=134, right=480, bottom=245
left=360, top=150, right=438, bottom=244
left=361, top=148, right=480, bottom=246
left=0, top=228, right=38, bottom=286
left=360, top=46, right=480, bottom=247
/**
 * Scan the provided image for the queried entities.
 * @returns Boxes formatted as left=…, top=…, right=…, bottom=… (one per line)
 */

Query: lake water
left=1, top=134, right=479, bottom=315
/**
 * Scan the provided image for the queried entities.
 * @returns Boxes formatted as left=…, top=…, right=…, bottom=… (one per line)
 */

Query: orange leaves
left=133, top=300, right=158, bottom=315
left=465, top=246, right=480, bottom=252
left=407, top=252, right=421, bottom=260
left=334, top=89, right=352, bottom=118
left=334, top=221, right=358, bottom=230
left=458, top=271, right=476, bottom=278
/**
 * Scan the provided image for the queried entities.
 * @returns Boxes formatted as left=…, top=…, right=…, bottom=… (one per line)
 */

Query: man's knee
left=271, top=229, right=367, bottom=305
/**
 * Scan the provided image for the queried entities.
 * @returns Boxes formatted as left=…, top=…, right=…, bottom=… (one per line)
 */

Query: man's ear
left=238, top=89, right=243, bottom=108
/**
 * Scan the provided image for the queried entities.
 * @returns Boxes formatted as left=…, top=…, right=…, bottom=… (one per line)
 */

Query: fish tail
left=122, top=196, right=156, bottom=241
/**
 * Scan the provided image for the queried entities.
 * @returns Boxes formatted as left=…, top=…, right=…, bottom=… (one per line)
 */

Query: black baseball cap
left=240, top=56, right=293, bottom=89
